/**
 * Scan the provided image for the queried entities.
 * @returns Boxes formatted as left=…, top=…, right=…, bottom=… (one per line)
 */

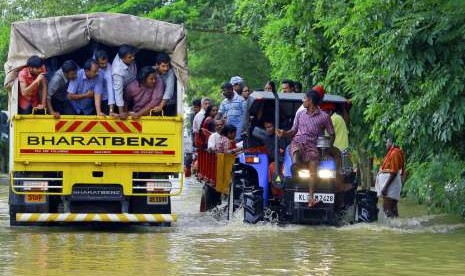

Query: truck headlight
left=318, top=169, right=336, bottom=179
left=298, top=169, right=310, bottom=178
left=147, top=181, right=172, bottom=192
left=23, top=181, right=49, bottom=191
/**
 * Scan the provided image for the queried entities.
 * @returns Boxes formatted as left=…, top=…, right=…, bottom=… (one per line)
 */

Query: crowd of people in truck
left=16, top=45, right=177, bottom=119
left=189, top=77, right=405, bottom=217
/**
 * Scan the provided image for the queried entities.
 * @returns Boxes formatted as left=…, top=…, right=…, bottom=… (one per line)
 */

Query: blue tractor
left=199, top=91, right=379, bottom=226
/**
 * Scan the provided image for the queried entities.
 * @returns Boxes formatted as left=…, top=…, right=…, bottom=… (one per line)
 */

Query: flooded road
left=0, top=177, right=464, bottom=276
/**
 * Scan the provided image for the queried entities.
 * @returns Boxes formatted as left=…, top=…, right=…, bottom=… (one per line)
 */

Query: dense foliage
left=404, top=153, right=465, bottom=216
left=235, top=0, right=465, bottom=215
left=0, top=0, right=270, bottom=105
left=93, top=0, right=271, bottom=103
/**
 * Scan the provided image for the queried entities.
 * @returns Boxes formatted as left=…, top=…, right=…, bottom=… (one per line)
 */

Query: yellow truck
left=3, top=13, right=187, bottom=225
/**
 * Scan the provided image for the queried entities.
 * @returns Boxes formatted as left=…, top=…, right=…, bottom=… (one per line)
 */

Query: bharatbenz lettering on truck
left=3, top=13, right=187, bottom=225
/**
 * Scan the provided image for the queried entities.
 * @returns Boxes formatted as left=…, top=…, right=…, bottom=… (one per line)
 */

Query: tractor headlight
left=298, top=169, right=310, bottom=179
left=318, top=169, right=336, bottom=179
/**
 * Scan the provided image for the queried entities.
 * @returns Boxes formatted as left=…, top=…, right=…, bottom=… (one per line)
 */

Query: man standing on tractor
left=217, top=82, right=246, bottom=141
left=277, top=90, right=335, bottom=207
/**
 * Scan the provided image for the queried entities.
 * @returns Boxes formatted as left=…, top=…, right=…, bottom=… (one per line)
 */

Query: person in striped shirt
left=277, top=90, right=335, bottom=207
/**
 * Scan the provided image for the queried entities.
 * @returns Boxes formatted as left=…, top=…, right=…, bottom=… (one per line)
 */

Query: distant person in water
left=375, top=137, right=405, bottom=218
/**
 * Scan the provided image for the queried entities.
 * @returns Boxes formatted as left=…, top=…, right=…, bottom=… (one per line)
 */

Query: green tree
left=92, top=0, right=271, bottom=102
left=236, top=0, right=465, bottom=214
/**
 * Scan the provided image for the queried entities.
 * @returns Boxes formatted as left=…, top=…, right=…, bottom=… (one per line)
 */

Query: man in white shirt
left=111, top=44, right=137, bottom=119
left=193, top=97, right=211, bottom=134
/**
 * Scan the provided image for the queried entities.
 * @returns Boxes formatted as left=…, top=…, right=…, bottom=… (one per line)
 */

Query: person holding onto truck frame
left=94, top=50, right=114, bottom=116
left=67, top=59, right=103, bottom=115
left=193, top=97, right=211, bottom=148
left=112, top=44, right=137, bottom=119
left=47, top=60, right=78, bottom=118
left=17, top=55, right=47, bottom=114
left=153, top=53, right=176, bottom=115
left=210, top=124, right=239, bottom=154
left=126, top=66, right=165, bottom=119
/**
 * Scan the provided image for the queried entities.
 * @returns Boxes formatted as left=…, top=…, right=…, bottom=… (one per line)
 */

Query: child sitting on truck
left=17, top=55, right=47, bottom=114
left=209, top=124, right=241, bottom=154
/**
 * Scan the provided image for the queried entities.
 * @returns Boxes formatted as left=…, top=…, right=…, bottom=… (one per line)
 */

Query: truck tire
left=9, top=205, right=20, bottom=226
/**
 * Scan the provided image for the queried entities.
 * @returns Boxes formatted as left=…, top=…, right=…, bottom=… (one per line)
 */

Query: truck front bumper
left=15, top=213, right=176, bottom=223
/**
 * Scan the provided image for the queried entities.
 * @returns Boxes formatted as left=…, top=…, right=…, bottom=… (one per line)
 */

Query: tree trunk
left=357, top=148, right=373, bottom=190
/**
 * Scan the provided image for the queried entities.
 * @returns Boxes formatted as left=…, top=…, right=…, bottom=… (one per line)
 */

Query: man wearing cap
left=230, top=76, right=244, bottom=95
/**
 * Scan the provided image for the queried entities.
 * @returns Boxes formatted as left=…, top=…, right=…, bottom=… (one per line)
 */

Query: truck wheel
left=9, top=206, right=20, bottom=226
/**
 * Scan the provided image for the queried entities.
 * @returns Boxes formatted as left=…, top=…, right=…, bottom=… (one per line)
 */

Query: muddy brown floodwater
left=0, top=177, right=464, bottom=276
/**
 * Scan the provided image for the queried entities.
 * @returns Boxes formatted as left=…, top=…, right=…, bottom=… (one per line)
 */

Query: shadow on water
left=1, top=177, right=465, bottom=276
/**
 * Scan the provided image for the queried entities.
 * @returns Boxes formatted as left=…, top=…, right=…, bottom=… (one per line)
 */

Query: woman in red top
left=195, top=105, right=218, bottom=148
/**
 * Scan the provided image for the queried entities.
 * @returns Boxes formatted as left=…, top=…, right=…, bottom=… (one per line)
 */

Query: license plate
left=147, top=196, right=168, bottom=205
left=25, top=194, right=46, bottom=204
left=294, top=192, right=310, bottom=203
left=294, top=192, right=335, bottom=204
left=313, top=193, right=335, bottom=204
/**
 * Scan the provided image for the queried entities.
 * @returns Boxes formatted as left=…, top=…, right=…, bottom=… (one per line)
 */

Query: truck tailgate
left=14, top=115, right=183, bottom=164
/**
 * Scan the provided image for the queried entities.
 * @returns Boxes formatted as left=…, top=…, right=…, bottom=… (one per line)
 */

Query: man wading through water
left=375, top=137, right=405, bottom=217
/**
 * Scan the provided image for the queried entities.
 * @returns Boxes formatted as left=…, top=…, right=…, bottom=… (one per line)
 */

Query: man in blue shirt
left=94, top=50, right=113, bottom=116
left=67, top=59, right=103, bottom=115
left=217, top=82, right=246, bottom=140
